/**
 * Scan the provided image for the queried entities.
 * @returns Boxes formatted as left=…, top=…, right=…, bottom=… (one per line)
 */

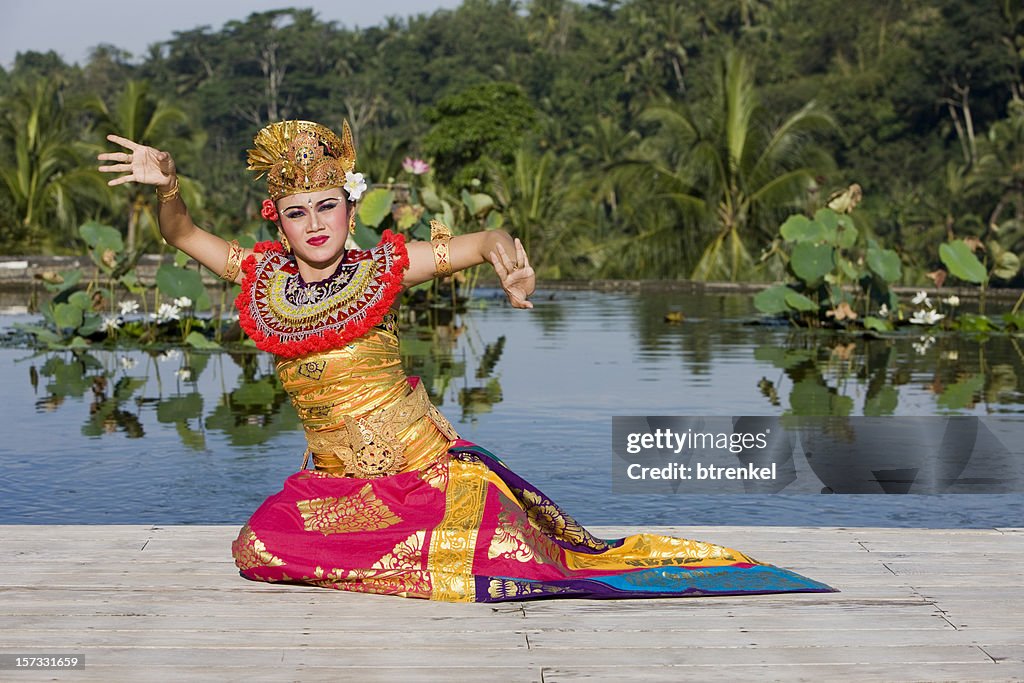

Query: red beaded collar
left=235, top=230, right=408, bottom=358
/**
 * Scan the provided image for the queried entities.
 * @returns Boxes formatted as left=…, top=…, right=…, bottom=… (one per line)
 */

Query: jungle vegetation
left=1, top=0, right=1022, bottom=287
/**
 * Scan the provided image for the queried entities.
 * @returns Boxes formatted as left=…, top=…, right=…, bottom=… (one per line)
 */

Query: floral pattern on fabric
left=296, top=482, right=404, bottom=535
left=231, top=523, right=285, bottom=571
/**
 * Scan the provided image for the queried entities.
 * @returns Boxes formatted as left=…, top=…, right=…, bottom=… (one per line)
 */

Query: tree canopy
left=0, top=0, right=1021, bottom=284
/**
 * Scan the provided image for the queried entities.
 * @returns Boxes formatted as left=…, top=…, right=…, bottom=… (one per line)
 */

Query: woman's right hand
left=97, top=134, right=176, bottom=188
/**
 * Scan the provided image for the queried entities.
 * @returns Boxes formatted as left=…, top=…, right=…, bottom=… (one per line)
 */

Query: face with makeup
left=275, top=188, right=353, bottom=277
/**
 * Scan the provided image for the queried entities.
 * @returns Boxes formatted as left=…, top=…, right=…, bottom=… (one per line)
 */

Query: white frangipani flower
left=343, top=171, right=368, bottom=201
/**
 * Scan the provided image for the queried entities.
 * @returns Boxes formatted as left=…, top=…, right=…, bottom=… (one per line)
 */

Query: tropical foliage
left=0, top=0, right=1020, bottom=290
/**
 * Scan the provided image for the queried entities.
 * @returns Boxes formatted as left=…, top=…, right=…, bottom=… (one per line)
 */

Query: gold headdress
left=247, top=120, right=357, bottom=201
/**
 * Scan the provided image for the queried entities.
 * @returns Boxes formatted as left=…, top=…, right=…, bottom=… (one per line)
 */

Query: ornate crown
left=247, top=120, right=357, bottom=201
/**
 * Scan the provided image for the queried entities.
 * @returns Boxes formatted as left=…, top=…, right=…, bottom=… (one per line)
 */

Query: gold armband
left=429, top=219, right=452, bottom=277
left=221, top=240, right=243, bottom=281
left=155, top=176, right=180, bottom=204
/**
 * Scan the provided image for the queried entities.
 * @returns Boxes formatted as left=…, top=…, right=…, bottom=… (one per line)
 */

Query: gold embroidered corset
left=277, top=318, right=458, bottom=478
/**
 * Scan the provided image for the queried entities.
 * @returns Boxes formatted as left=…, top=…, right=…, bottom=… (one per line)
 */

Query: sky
left=2, top=0, right=465, bottom=68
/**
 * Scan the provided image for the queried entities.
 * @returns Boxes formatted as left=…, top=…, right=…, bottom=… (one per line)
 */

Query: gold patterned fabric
left=278, top=326, right=457, bottom=477
left=231, top=234, right=836, bottom=602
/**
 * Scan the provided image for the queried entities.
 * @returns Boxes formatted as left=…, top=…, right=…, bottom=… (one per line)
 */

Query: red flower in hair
left=261, top=199, right=279, bottom=222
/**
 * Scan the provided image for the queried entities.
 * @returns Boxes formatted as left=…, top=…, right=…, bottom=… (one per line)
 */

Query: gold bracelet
left=429, top=219, right=452, bottom=277
left=156, top=176, right=180, bottom=204
left=221, top=240, right=243, bottom=281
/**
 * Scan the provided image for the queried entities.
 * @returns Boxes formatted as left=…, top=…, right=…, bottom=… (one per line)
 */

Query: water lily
left=119, top=301, right=139, bottom=316
left=911, top=291, right=931, bottom=307
left=878, top=303, right=889, bottom=317
left=944, top=295, right=960, bottom=307
left=402, top=157, right=430, bottom=175
left=159, top=349, right=181, bottom=362
left=910, top=309, right=945, bottom=325
left=101, top=315, right=122, bottom=332
left=176, top=368, right=192, bottom=381
left=119, top=356, right=138, bottom=370
left=174, top=296, right=193, bottom=308
left=343, top=171, right=367, bottom=201
left=152, top=303, right=182, bottom=324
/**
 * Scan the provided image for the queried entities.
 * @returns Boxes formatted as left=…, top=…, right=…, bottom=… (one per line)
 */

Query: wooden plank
left=0, top=667, right=542, bottom=683
left=528, top=627, right=1024, bottom=649
left=0, top=645, right=997, bottom=667
left=0, top=613, right=956, bottom=633
left=1, top=524, right=1021, bottom=681
left=541, top=662, right=1024, bottom=682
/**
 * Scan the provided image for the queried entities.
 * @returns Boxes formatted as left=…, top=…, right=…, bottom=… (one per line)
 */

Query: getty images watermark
left=625, top=425, right=775, bottom=481
left=611, top=416, right=1023, bottom=494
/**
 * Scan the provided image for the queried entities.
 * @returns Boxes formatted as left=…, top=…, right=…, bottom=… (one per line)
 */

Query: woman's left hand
left=489, top=238, right=535, bottom=309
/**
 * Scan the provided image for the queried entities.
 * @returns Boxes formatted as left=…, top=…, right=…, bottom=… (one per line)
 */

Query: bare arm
left=404, top=229, right=535, bottom=309
left=98, top=135, right=251, bottom=284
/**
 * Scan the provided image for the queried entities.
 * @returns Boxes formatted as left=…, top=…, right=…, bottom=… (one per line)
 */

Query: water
left=1, top=288, right=1022, bottom=527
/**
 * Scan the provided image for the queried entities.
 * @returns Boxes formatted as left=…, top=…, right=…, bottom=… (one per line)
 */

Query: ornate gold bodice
left=276, top=316, right=458, bottom=477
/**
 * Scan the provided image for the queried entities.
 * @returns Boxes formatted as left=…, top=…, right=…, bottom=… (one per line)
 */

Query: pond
left=1, top=288, right=1022, bottom=528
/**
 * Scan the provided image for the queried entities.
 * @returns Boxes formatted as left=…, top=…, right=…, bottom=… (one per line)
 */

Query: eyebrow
left=281, top=197, right=344, bottom=211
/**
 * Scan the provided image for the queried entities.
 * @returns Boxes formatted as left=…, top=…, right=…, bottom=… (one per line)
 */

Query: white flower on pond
left=151, top=303, right=181, bottom=323
left=119, top=356, right=138, bottom=370
left=119, top=301, right=139, bottom=316
left=101, top=315, right=122, bottom=332
left=942, top=350, right=959, bottom=360
left=944, top=295, right=961, bottom=307
left=159, top=349, right=181, bottom=362
left=175, top=368, right=192, bottom=381
left=911, top=291, right=931, bottom=307
left=910, top=309, right=945, bottom=325
left=173, top=296, right=193, bottom=308
left=878, top=304, right=889, bottom=317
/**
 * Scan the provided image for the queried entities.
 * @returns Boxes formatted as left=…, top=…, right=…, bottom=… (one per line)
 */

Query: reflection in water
left=27, top=318, right=506, bottom=451
left=3, top=289, right=1024, bottom=526
left=750, top=333, right=1024, bottom=415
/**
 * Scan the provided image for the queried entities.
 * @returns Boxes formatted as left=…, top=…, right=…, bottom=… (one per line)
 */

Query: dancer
left=99, top=120, right=834, bottom=601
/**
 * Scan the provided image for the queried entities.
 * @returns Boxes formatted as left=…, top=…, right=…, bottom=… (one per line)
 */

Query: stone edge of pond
left=1, top=255, right=1022, bottom=301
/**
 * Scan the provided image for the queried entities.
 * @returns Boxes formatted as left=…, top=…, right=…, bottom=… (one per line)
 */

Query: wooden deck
left=1, top=525, right=1022, bottom=682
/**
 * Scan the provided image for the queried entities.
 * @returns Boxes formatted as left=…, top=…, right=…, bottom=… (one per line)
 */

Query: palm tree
left=487, top=143, right=579, bottom=275
left=577, top=114, right=641, bottom=215
left=638, top=48, right=835, bottom=281
left=974, top=100, right=1024, bottom=251
left=0, top=78, right=108, bottom=252
left=86, top=79, right=194, bottom=254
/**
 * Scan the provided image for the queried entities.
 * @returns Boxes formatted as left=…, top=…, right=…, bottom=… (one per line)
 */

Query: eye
left=285, top=210, right=304, bottom=219
left=318, top=201, right=337, bottom=212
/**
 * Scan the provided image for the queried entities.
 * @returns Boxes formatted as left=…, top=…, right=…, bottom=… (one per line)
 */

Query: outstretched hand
left=97, top=134, right=176, bottom=187
left=489, top=238, right=535, bottom=309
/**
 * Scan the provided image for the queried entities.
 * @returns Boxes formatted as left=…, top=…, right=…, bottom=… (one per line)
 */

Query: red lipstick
left=307, top=235, right=329, bottom=246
